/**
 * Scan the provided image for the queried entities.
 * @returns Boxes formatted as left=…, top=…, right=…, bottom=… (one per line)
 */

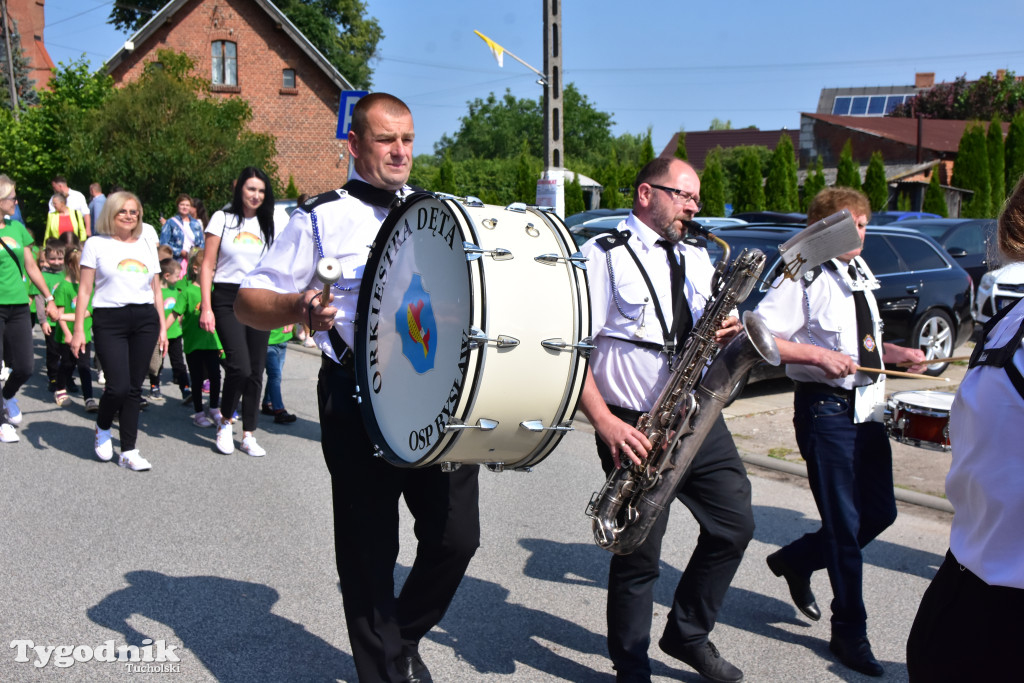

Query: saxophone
left=585, top=222, right=781, bottom=555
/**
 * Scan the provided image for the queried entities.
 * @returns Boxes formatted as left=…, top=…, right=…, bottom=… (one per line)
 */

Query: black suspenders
left=969, top=299, right=1024, bottom=400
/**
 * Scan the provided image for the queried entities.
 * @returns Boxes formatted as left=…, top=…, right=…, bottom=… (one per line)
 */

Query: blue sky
left=42, top=0, right=1024, bottom=157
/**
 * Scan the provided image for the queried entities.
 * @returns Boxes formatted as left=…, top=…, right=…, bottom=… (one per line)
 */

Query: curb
left=741, top=452, right=954, bottom=514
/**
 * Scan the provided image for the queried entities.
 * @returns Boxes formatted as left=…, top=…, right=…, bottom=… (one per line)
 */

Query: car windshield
left=899, top=220, right=962, bottom=240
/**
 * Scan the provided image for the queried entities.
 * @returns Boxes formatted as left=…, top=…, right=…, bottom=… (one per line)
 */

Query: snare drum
left=884, top=390, right=954, bottom=451
left=354, top=193, right=591, bottom=470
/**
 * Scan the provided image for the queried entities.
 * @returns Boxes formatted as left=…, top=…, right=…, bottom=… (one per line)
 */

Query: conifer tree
left=922, top=170, right=948, bottom=217
left=700, top=148, right=727, bottom=217
left=0, top=17, right=40, bottom=111
left=953, top=123, right=991, bottom=218
left=802, top=157, right=826, bottom=211
left=835, top=140, right=861, bottom=190
left=439, top=150, right=457, bottom=194
left=640, top=127, right=655, bottom=166
left=565, top=173, right=585, bottom=215
left=732, top=148, right=765, bottom=213
left=1005, top=112, right=1024, bottom=194
left=674, top=131, right=687, bottom=160
left=862, top=151, right=889, bottom=212
left=988, top=116, right=1006, bottom=212
left=764, top=138, right=794, bottom=212
left=780, top=134, right=799, bottom=211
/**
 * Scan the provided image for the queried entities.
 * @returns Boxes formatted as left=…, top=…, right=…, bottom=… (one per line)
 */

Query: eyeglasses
left=117, top=209, right=140, bottom=217
left=649, top=184, right=702, bottom=210
left=0, top=196, right=15, bottom=202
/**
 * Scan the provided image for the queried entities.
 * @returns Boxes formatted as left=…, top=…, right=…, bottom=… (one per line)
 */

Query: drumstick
left=856, top=366, right=950, bottom=381
left=895, top=355, right=971, bottom=367
left=315, top=257, right=342, bottom=304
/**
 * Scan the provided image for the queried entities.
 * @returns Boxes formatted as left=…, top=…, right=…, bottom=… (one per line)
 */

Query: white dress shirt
left=241, top=171, right=408, bottom=362
left=755, top=256, right=882, bottom=390
left=947, top=302, right=1024, bottom=588
left=580, top=213, right=716, bottom=412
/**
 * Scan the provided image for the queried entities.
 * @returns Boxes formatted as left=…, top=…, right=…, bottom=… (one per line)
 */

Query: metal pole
left=0, top=0, right=20, bottom=120
left=542, top=0, right=562, bottom=171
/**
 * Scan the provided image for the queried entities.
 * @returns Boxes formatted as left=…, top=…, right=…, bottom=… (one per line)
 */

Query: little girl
left=175, top=248, right=223, bottom=427
left=53, top=247, right=97, bottom=411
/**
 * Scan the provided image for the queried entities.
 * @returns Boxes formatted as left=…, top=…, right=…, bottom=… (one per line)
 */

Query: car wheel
left=910, top=309, right=955, bottom=376
left=724, top=369, right=749, bottom=407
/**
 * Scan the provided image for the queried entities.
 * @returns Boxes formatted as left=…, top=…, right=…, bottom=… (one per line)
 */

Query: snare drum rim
left=353, top=192, right=484, bottom=468
left=890, top=391, right=955, bottom=419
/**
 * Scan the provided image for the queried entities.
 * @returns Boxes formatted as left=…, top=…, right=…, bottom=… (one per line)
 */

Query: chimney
left=915, top=72, right=935, bottom=89
left=997, top=69, right=1007, bottom=81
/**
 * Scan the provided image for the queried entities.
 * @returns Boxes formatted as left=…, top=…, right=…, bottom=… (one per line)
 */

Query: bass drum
left=354, top=192, right=592, bottom=470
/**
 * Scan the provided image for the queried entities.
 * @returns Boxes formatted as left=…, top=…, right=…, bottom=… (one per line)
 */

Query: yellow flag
left=474, top=30, right=504, bottom=68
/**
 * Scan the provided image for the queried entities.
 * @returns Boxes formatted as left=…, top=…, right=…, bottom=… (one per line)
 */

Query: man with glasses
left=579, top=158, right=753, bottom=683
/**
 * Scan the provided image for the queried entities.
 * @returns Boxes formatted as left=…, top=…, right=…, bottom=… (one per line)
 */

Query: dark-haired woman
left=200, top=167, right=281, bottom=456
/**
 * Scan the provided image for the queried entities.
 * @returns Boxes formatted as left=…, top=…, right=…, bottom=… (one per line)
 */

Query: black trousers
left=44, top=329, right=60, bottom=383
left=185, top=349, right=221, bottom=414
left=318, top=357, right=480, bottom=683
left=92, top=305, right=159, bottom=451
left=596, top=405, right=754, bottom=678
left=212, top=283, right=269, bottom=431
left=0, top=304, right=33, bottom=401
left=907, top=550, right=1024, bottom=681
left=57, top=342, right=94, bottom=399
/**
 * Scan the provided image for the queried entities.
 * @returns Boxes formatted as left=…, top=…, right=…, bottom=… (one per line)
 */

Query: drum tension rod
left=463, top=242, right=514, bottom=261
left=445, top=418, right=499, bottom=432
left=520, top=420, right=574, bottom=433
left=535, top=252, right=588, bottom=270
left=541, top=337, right=596, bottom=357
left=469, top=327, right=519, bottom=349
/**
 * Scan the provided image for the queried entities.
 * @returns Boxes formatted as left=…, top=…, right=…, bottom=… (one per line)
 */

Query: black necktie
left=657, top=240, right=692, bottom=345
left=849, top=264, right=882, bottom=372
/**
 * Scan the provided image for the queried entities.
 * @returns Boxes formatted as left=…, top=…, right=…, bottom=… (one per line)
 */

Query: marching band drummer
left=906, top=176, right=1024, bottom=681
left=754, top=187, right=925, bottom=677
left=234, top=93, right=480, bottom=683
left=579, top=158, right=754, bottom=683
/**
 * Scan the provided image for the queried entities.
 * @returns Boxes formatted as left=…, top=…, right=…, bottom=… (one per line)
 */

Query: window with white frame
left=211, top=41, right=237, bottom=86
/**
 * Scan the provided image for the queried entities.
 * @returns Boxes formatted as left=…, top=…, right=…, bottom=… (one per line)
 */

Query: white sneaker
left=192, top=411, right=215, bottom=428
left=95, top=426, right=113, bottom=461
left=215, top=420, right=233, bottom=454
left=0, top=423, right=18, bottom=443
left=240, top=434, right=266, bottom=457
left=0, top=364, right=9, bottom=382
left=303, top=336, right=317, bottom=348
left=118, top=449, right=152, bottom=471
left=97, top=371, right=106, bottom=385
left=4, top=396, right=22, bottom=426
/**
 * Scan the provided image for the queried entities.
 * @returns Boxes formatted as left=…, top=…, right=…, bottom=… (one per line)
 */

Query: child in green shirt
left=152, top=260, right=191, bottom=403
left=175, top=249, right=223, bottom=427
left=52, top=247, right=96, bottom=411
left=31, top=240, right=67, bottom=392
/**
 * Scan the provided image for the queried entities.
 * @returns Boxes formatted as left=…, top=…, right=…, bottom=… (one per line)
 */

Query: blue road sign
left=337, top=91, right=368, bottom=139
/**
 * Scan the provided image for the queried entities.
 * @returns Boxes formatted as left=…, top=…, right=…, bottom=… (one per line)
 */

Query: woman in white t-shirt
left=906, top=175, right=1024, bottom=680
left=71, top=192, right=167, bottom=472
left=200, top=167, right=279, bottom=457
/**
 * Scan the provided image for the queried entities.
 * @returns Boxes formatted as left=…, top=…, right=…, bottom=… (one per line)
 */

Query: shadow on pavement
left=87, top=570, right=353, bottom=682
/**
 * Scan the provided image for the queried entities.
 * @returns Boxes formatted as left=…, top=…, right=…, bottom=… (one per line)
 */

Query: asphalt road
left=0, top=338, right=951, bottom=682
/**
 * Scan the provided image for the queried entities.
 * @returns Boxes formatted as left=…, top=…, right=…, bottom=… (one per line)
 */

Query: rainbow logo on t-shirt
left=164, top=296, right=177, bottom=311
left=117, top=259, right=150, bottom=274
left=1, top=236, right=20, bottom=249
left=233, top=232, right=263, bottom=247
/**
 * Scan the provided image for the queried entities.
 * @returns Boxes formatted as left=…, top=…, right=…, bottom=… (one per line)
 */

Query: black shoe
left=659, top=638, right=743, bottom=683
left=829, top=635, right=884, bottom=677
left=261, top=403, right=276, bottom=416
left=180, top=388, right=192, bottom=404
left=48, top=379, right=57, bottom=393
left=766, top=550, right=821, bottom=621
left=398, top=652, right=433, bottom=683
left=274, top=409, right=297, bottom=424
left=615, top=672, right=652, bottom=683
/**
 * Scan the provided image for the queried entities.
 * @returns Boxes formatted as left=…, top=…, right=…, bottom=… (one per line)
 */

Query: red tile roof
left=801, top=114, right=1008, bottom=154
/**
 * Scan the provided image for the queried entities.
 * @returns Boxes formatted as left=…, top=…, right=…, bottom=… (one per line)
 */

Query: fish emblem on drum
left=396, top=273, right=437, bottom=373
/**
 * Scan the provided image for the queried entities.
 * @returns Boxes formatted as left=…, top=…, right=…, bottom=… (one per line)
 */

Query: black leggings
left=212, top=284, right=269, bottom=432
left=92, top=305, right=160, bottom=451
left=0, top=304, right=34, bottom=401
left=185, top=349, right=222, bottom=414
left=57, top=342, right=94, bottom=399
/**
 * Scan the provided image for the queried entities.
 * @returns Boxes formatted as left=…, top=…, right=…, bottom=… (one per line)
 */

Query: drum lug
left=520, top=419, right=575, bottom=433
left=445, top=417, right=499, bottom=432
left=463, top=242, right=514, bottom=261
left=485, top=463, right=506, bottom=473
left=541, top=337, right=596, bottom=356
left=439, top=462, right=462, bottom=472
left=469, top=326, right=519, bottom=349
left=504, top=202, right=528, bottom=213
left=534, top=252, right=589, bottom=270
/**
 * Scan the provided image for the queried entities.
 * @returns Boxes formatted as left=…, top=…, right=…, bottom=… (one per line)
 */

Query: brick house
left=103, top=0, right=355, bottom=196
left=4, top=0, right=55, bottom=90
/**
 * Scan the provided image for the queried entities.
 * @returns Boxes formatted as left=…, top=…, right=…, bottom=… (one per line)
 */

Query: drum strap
left=342, top=179, right=403, bottom=209
left=969, top=298, right=1024, bottom=399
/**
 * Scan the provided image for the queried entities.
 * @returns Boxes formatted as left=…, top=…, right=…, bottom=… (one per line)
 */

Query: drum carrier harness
left=968, top=298, right=1024, bottom=400
left=595, top=229, right=706, bottom=356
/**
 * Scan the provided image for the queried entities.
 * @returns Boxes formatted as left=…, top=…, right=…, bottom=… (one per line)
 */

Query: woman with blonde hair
left=0, top=175, right=59, bottom=441
left=71, top=191, right=167, bottom=471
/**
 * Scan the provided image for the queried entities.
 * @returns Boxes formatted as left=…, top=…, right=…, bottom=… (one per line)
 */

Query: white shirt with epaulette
left=240, top=170, right=412, bottom=362
left=580, top=212, right=717, bottom=413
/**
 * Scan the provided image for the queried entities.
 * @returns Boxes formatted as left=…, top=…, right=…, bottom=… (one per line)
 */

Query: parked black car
left=895, top=217, right=997, bottom=287
left=706, top=223, right=975, bottom=401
